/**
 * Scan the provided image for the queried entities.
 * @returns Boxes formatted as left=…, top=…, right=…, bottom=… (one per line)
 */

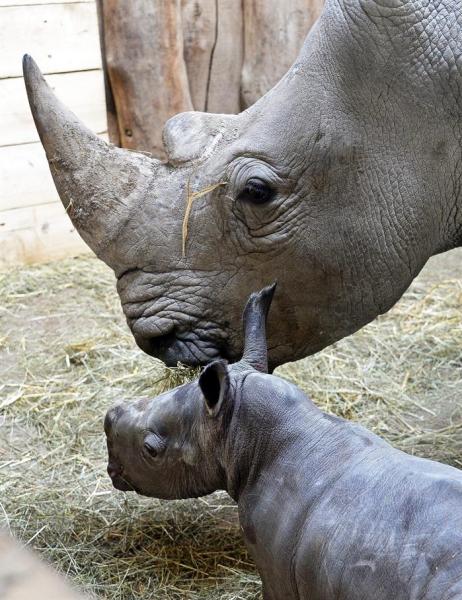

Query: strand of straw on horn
left=182, top=180, right=226, bottom=258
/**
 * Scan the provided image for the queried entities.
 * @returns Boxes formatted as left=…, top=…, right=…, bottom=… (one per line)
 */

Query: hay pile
left=0, top=253, right=461, bottom=599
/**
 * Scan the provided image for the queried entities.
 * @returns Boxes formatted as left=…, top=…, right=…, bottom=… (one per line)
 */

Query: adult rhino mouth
left=118, top=269, right=236, bottom=367
left=133, top=327, right=230, bottom=367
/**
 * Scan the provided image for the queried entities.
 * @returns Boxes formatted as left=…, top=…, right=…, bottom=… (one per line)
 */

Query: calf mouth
left=107, top=462, right=139, bottom=493
left=110, top=474, right=136, bottom=492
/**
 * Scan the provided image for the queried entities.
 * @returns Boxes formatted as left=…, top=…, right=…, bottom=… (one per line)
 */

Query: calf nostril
left=107, top=462, right=123, bottom=479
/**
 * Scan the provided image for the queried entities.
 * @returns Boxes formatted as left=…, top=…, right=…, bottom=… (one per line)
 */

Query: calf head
left=24, top=0, right=462, bottom=369
left=104, top=284, right=275, bottom=499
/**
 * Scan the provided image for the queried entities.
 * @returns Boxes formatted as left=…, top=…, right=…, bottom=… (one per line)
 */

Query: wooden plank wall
left=96, top=0, right=243, bottom=158
left=99, top=0, right=323, bottom=158
left=0, top=0, right=106, bottom=266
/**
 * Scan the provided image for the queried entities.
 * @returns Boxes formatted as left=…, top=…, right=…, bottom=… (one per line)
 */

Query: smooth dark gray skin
left=105, top=287, right=462, bottom=600
left=23, top=0, right=462, bottom=371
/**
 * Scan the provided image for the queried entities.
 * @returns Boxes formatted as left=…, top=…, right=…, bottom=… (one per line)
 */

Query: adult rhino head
left=23, top=0, right=461, bottom=370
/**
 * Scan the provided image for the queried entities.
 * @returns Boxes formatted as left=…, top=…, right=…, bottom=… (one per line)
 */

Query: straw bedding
left=0, top=251, right=460, bottom=599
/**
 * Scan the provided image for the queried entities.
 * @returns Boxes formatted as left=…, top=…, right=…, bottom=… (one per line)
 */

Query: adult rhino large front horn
left=24, top=0, right=461, bottom=371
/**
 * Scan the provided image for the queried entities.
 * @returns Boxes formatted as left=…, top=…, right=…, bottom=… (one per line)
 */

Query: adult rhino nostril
left=135, top=331, right=223, bottom=367
left=135, top=331, right=201, bottom=367
left=134, top=331, right=177, bottom=361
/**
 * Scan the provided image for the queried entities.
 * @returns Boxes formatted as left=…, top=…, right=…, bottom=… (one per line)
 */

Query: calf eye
left=143, top=432, right=164, bottom=457
left=144, top=441, right=158, bottom=457
left=237, top=178, right=274, bottom=204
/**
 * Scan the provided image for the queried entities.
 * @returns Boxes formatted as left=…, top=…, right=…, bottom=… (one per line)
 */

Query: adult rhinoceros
left=24, top=0, right=461, bottom=370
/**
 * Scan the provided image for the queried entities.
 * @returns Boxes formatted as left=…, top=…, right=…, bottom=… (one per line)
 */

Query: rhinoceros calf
left=105, top=286, right=462, bottom=600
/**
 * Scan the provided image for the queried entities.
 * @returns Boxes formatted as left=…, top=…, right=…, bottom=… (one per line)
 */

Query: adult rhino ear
left=199, top=360, right=229, bottom=417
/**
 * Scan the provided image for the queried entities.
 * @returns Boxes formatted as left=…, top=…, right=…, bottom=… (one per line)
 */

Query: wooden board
left=1, top=70, right=107, bottom=147
left=0, top=0, right=92, bottom=5
left=95, top=0, right=120, bottom=145
left=241, top=0, right=324, bottom=107
left=0, top=143, right=58, bottom=211
left=206, top=0, right=242, bottom=114
left=0, top=3, right=102, bottom=78
left=181, top=0, right=216, bottom=112
left=98, top=0, right=242, bottom=156
left=0, top=201, right=92, bottom=266
left=181, top=0, right=243, bottom=114
left=99, top=0, right=192, bottom=158
left=0, top=134, right=109, bottom=212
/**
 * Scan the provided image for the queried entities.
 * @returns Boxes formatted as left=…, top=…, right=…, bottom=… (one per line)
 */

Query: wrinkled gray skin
left=24, top=0, right=462, bottom=370
left=106, top=287, right=462, bottom=600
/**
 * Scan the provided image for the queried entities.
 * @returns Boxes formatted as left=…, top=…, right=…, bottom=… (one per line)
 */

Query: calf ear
left=241, top=282, right=277, bottom=373
left=199, top=360, right=229, bottom=417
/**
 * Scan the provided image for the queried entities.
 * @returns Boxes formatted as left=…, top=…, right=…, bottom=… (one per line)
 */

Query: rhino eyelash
left=237, top=179, right=276, bottom=205
left=143, top=441, right=159, bottom=457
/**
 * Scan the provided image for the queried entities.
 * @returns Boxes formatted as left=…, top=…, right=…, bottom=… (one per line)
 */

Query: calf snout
left=104, top=402, right=134, bottom=492
left=106, top=457, right=134, bottom=491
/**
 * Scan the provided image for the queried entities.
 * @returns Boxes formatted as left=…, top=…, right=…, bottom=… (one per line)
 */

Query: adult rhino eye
left=237, top=178, right=274, bottom=204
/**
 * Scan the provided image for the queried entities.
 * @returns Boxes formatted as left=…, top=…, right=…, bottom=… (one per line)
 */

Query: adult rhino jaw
left=22, top=55, right=159, bottom=262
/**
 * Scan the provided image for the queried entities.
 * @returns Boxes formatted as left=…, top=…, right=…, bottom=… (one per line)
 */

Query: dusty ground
left=0, top=248, right=461, bottom=599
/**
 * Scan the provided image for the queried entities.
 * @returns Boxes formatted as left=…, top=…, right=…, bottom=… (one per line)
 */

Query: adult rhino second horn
left=22, top=55, right=159, bottom=259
